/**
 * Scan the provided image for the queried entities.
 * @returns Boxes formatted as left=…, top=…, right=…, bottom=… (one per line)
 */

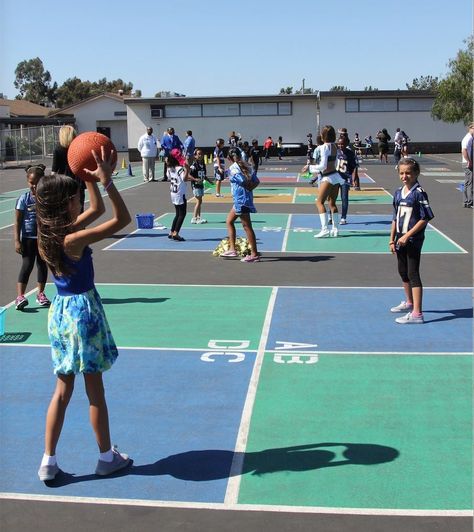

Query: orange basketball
left=67, top=132, right=117, bottom=181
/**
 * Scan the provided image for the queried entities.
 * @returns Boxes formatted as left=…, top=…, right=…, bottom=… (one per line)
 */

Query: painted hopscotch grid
left=0, top=285, right=471, bottom=514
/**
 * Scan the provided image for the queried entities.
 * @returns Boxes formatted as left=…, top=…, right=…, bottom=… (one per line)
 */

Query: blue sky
left=1, top=0, right=471, bottom=100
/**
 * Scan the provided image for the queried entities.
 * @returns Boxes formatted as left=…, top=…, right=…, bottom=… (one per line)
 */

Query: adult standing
left=461, top=123, right=474, bottom=208
left=137, top=126, right=159, bottom=182
left=160, top=127, right=184, bottom=181
left=377, top=128, right=391, bottom=164
left=183, top=130, right=196, bottom=165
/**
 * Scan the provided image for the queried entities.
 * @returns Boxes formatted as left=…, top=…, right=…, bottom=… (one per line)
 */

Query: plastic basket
left=135, top=213, right=154, bottom=229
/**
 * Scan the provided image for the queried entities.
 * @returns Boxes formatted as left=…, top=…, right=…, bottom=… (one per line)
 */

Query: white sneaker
left=390, top=301, right=413, bottom=313
left=330, top=227, right=339, bottom=237
left=191, top=217, right=198, bottom=224
left=197, top=217, right=207, bottom=224
left=314, top=227, right=330, bottom=238
left=395, top=312, right=424, bottom=324
left=340, top=218, right=347, bottom=225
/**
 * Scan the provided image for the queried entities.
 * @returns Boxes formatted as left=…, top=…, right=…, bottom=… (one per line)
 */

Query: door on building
left=96, top=127, right=111, bottom=138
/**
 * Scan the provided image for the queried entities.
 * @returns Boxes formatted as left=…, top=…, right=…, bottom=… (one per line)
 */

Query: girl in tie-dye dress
left=35, top=147, right=132, bottom=482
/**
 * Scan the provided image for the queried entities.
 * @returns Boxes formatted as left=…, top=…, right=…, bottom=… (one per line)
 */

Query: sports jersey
left=392, top=183, right=434, bottom=241
left=336, top=147, right=358, bottom=182
left=213, top=147, right=225, bottom=169
left=190, top=160, right=207, bottom=190
left=16, top=191, right=38, bottom=238
left=167, top=166, right=187, bottom=205
left=249, top=147, right=261, bottom=166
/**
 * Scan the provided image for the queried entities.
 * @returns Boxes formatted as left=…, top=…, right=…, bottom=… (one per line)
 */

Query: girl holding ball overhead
left=389, top=158, right=434, bottom=324
left=35, top=146, right=131, bottom=481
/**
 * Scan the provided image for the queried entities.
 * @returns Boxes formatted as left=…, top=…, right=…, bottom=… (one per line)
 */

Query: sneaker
left=191, top=217, right=198, bottom=224
left=36, top=292, right=51, bottom=306
left=95, top=447, right=131, bottom=476
left=314, top=227, right=330, bottom=238
left=354, top=187, right=361, bottom=191
left=395, top=312, right=424, bottom=324
left=330, top=228, right=339, bottom=237
left=15, top=295, right=28, bottom=310
left=196, top=217, right=207, bottom=224
left=220, top=250, right=237, bottom=257
left=241, top=254, right=260, bottom=263
left=38, top=463, right=59, bottom=481
left=390, top=300, right=413, bottom=313
left=340, top=218, right=347, bottom=225
left=172, top=235, right=185, bottom=241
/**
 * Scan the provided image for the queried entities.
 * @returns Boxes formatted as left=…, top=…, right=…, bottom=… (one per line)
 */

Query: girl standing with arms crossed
left=220, top=148, right=260, bottom=263
left=14, top=165, right=50, bottom=310
left=35, top=147, right=131, bottom=481
left=302, top=125, right=345, bottom=238
left=389, top=158, right=434, bottom=324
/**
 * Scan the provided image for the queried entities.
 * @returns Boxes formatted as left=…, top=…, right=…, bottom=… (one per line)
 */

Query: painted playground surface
left=0, top=285, right=472, bottom=511
left=0, top=161, right=472, bottom=520
left=107, top=213, right=466, bottom=254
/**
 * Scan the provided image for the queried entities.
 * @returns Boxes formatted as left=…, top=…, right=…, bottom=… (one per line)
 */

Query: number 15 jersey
left=393, top=182, right=434, bottom=241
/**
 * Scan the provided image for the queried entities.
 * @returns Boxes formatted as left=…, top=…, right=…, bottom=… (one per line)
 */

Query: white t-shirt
left=461, top=132, right=473, bottom=165
left=137, top=133, right=158, bottom=158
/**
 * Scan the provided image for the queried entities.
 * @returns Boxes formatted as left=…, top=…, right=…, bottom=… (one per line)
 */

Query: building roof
left=0, top=98, right=51, bottom=117
left=124, top=93, right=318, bottom=105
left=319, top=90, right=435, bottom=98
left=49, top=92, right=125, bottom=115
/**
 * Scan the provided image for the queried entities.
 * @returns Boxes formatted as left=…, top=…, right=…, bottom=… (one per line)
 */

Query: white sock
left=332, top=213, right=340, bottom=228
left=41, top=453, right=57, bottom=467
left=319, top=213, right=327, bottom=229
left=99, top=449, right=114, bottom=462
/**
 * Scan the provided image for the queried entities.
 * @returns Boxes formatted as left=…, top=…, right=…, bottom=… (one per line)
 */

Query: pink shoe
left=36, top=292, right=51, bottom=306
left=241, top=254, right=260, bottom=263
left=15, top=295, right=28, bottom=310
left=220, top=250, right=237, bottom=257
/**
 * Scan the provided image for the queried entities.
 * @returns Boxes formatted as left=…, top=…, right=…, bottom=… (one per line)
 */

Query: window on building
left=359, top=99, right=397, bottom=112
left=114, top=111, right=127, bottom=116
left=202, top=103, right=239, bottom=116
left=398, top=98, right=433, bottom=111
left=345, top=99, right=359, bottom=112
left=278, top=102, right=292, bottom=115
left=241, top=103, right=278, bottom=116
left=165, top=105, right=201, bottom=118
left=151, top=105, right=165, bottom=118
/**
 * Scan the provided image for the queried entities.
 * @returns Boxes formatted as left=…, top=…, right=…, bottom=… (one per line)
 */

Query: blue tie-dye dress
left=48, top=246, right=118, bottom=374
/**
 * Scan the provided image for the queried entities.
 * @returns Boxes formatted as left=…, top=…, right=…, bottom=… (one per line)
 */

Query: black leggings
left=396, top=239, right=423, bottom=288
left=171, top=199, right=187, bottom=234
left=18, top=238, right=48, bottom=284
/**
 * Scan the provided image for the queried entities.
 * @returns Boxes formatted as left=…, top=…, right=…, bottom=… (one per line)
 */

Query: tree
left=329, top=85, right=349, bottom=91
left=279, top=87, right=293, bottom=94
left=431, top=38, right=473, bottom=125
left=364, top=85, right=379, bottom=91
left=14, top=57, right=57, bottom=105
left=405, top=75, right=439, bottom=91
left=55, top=77, right=134, bottom=108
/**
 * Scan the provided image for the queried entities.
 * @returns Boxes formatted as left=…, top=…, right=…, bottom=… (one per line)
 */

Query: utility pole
left=302, top=78, right=305, bottom=93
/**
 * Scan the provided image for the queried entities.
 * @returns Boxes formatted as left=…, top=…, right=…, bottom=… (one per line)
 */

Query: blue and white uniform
left=393, top=182, right=434, bottom=242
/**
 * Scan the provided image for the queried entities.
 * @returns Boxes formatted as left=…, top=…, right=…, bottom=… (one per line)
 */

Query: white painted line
left=435, top=179, right=464, bottom=184
left=426, top=223, right=469, bottom=254
left=0, top=493, right=471, bottom=517
left=2, top=344, right=469, bottom=356
left=422, top=172, right=464, bottom=177
left=281, top=214, right=292, bottom=252
left=224, top=286, right=278, bottom=505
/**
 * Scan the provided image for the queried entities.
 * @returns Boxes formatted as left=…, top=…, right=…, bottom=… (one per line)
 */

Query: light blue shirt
left=183, top=135, right=195, bottom=156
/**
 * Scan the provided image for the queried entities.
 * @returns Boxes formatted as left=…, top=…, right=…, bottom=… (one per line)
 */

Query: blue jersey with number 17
left=393, top=182, right=434, bottom=241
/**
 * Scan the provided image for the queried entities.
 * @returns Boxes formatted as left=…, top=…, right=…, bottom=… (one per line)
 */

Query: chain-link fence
left=0, top=125, right=61, bottom=166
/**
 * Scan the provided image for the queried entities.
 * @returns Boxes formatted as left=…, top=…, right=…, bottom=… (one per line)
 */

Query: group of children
left=164, top=140, right=261, bottom=261
left=301, top=124, right=433, bottom=325
left=12, top=125, right=432, bottom=483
